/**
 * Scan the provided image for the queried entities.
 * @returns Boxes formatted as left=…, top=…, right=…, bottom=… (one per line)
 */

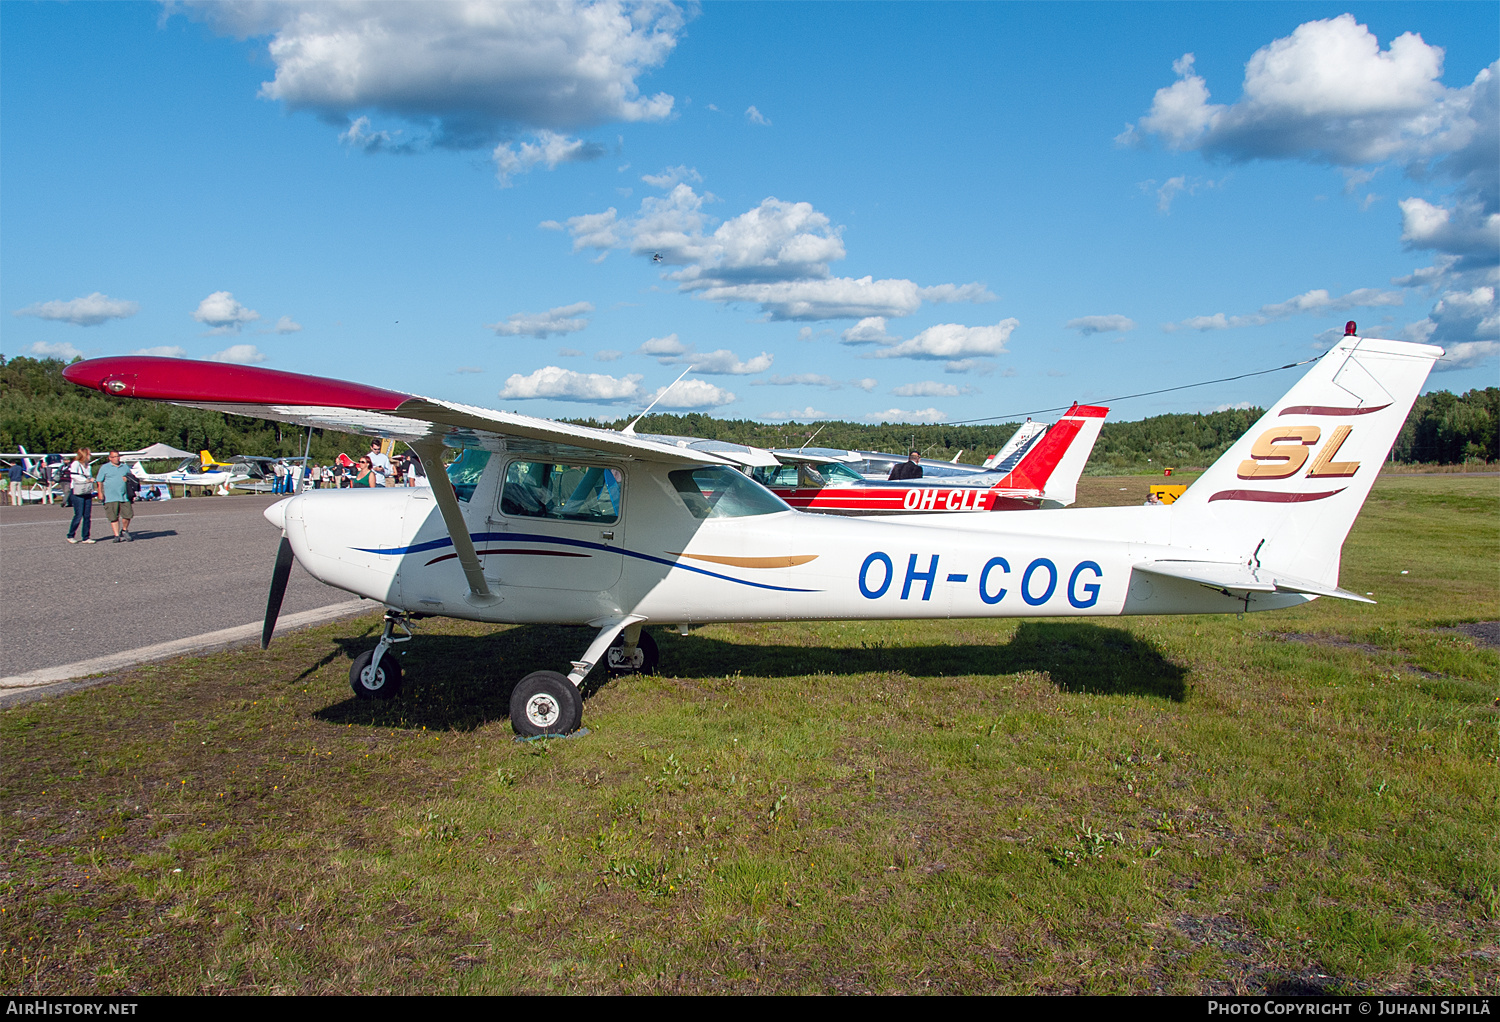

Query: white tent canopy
left=118, top=442, right=196, bottom=461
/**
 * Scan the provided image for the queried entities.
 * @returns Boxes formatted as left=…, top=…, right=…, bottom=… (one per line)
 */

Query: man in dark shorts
left=96, top=450, right=135, bottom=542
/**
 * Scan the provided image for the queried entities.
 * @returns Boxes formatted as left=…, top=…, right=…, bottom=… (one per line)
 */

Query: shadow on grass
left=311, top=620, right=1186, bottom=733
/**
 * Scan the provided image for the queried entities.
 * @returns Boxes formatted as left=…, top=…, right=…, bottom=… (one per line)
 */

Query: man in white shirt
left=367, top=441, right=393, bottom=487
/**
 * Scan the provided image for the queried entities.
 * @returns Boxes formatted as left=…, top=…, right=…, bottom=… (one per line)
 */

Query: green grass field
left=3, top=474, right=1496, bottom=994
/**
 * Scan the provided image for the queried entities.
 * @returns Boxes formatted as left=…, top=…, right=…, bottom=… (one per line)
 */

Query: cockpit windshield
left=446, top=449, right=491, bottom=502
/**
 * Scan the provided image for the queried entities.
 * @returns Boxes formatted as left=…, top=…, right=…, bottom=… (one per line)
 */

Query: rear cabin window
left=669, top=467, right=791, bottom=519
left=500, top=461, right=621, bottom=523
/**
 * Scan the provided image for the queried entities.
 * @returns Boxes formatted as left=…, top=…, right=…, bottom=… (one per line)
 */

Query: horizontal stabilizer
left=1134, top=560, right=1375, bottom=604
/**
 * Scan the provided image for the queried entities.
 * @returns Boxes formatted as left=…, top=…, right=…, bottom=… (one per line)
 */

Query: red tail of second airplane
left=995, top=403, right=1108, bottom=506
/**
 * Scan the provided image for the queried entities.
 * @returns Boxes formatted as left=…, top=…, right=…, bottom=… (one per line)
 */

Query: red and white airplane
left=752, top=403, right=1107, bottom=514
left=62, top=326, right=1439, bottom=738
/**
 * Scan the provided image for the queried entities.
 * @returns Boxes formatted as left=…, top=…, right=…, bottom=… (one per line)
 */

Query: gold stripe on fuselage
left=667, top=552, right=819, bottom=569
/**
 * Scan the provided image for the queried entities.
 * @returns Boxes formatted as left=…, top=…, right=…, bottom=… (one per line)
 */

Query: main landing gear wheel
left=605, top=629, right=659, bottom=676
left=510, top=670, right=582, bottom=737
left=349, top=649, right=403, bottom=700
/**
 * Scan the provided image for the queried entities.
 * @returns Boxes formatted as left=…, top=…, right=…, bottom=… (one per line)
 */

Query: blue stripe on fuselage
left=352, top=532, right=820, bottom=593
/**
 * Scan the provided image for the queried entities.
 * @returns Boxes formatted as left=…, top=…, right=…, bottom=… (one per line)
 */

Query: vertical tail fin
left=983, top=419, right=1046, bottom=470
left=1171, top=335, right=1443, bottom=587
left=998, top=403, right=1108, bottom=506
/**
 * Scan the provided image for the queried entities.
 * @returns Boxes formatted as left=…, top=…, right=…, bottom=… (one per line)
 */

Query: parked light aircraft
left=829, top=420, right=1051, bottom=481
left=63, top=328, right=1440, bottom=737
left=753, top=403, right=1106, bottom=514
left=129, top=455, right=238, bottom=492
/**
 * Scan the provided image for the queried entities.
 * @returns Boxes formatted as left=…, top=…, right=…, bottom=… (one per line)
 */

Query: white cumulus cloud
left=841, top=317, right=899, bottom=345
left=862, top=407, right=948, bottom=424
left=638, top=333, right=689, bottom=357
left=27, top=341, right=83, bottom=360
left=871, top=319, right=1018, bottom=361
left=499, top=365, right=643, bottom=403
left=1066, top=314, right=1136, bottom=336
left=487, top=301, right=593, bottom=338
left=193, top=291, right=260, bottom=333
left=1166, top=287, right=1406, bottom=332
left=209, top=344, right=266, bottom=364
left=274, top=316, right=302, bottom=334
left=132, top=346, right=187, bottom=358
left=493, top=130, right=603, bottom=186
left=667, top=348, right=773, bottom=375
left=1408, top=283, right=1500, bottom=357
left=745, top=105, right=770, bottom=126
left=850, top=377, right=878, bottom=391
left=1435, top=340, right=1500, bottom=370
left=1400, top=198, right=1500, bottom=265
left=644, top=379, right=736, bottom=409
left=639, top=334, right=773, bottom=374
left=14, top=292, right=139, bottom=327
left=891, top=381, right=974, bottom=398
left=1124, top=19, right=1473, bottom=168
left=555, top=183, right=995, bottom=321
left=1124, top=15, right=1498, bottom=335
left=754, top=373, right=836, bottom=388
left=187, top=0, right=685, bottom=143
left=640, top=165, right=701, bottom=189
left=919, top=283, right=997, bottom=304
left=762, top=407, right=826, bottom=420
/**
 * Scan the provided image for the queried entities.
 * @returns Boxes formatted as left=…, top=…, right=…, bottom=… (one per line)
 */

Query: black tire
left=510, top=670, right=582, bottom=737
left=349, top=649, right=403, bottom=700
left=605, top=629, right=659, bottom=676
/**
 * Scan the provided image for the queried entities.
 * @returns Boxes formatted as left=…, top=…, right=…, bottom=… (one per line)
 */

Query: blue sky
left=3, top=2, right=1495, bottom=425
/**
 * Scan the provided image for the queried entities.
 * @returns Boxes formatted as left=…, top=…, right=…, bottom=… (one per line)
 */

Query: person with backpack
left=64, top=448, right=97, bottom=544
left=96, top=449, right=136, bottom=543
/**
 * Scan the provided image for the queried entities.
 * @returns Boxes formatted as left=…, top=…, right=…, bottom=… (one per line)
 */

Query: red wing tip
left=61, top=355, right=413, bottom=412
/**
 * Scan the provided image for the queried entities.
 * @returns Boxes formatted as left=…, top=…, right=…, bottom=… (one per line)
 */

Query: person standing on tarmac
left=65, top=448, right=96, bottom=544
left=367, top=441, right=393, bottom=487
left=887, top=451, right=923, bottom=481
left=96, top=450, right=135, bottom=542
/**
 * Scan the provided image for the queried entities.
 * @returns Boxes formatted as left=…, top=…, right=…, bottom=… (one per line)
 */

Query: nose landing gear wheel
left=510, top=670, right=582, bottom=737
left=350, top=650, right=403, bottom=700
left=605, top=629, right=659, bottom=676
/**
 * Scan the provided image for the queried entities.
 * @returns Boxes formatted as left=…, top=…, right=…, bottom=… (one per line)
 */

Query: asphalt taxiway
left=0, top=494, right=369, bottom=702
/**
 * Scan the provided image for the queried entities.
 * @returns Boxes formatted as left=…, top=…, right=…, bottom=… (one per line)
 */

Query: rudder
left=1171, top=335, right=1443, bottom=588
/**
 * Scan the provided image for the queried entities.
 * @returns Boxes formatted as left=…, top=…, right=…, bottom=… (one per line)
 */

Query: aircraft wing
left=635, top=434, right=782, bottom=469
left=1134, top=559, right=1375, bottom=604
left=62, top=356, right=733, bottom=467
left=769, top=448, right=858, bottom=466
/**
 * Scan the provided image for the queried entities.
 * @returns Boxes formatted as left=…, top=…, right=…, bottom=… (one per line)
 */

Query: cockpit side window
left=669, top=467, right=791, bottom=519
left=500, top=461, right=621, bottom=523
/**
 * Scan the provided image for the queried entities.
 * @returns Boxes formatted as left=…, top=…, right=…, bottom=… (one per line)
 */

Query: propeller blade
left=262, top=536, right=294, bottom=649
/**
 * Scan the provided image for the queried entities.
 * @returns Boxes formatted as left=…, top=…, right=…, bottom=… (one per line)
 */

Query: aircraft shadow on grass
left=311, top=620, right=1186, bottom=733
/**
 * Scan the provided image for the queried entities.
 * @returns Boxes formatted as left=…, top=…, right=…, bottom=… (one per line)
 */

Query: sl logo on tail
left=1237, top=425, right=1359, bottom=480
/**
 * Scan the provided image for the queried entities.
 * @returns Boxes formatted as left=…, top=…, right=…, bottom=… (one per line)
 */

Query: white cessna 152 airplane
left=62, top=327, right=1441, bottom=737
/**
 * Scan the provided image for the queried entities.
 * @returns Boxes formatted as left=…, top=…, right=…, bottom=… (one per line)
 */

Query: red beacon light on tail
left=1345, top=321, right=1357, bottom=336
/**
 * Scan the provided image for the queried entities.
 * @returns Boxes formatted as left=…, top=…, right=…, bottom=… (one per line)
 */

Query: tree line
left=0, top=355, right=366, bottom=463
left=3, top=355, right=1494, bottom=470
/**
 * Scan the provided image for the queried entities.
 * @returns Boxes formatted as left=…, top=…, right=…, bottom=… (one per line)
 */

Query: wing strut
left=410, top=441, right=502, bottom=608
